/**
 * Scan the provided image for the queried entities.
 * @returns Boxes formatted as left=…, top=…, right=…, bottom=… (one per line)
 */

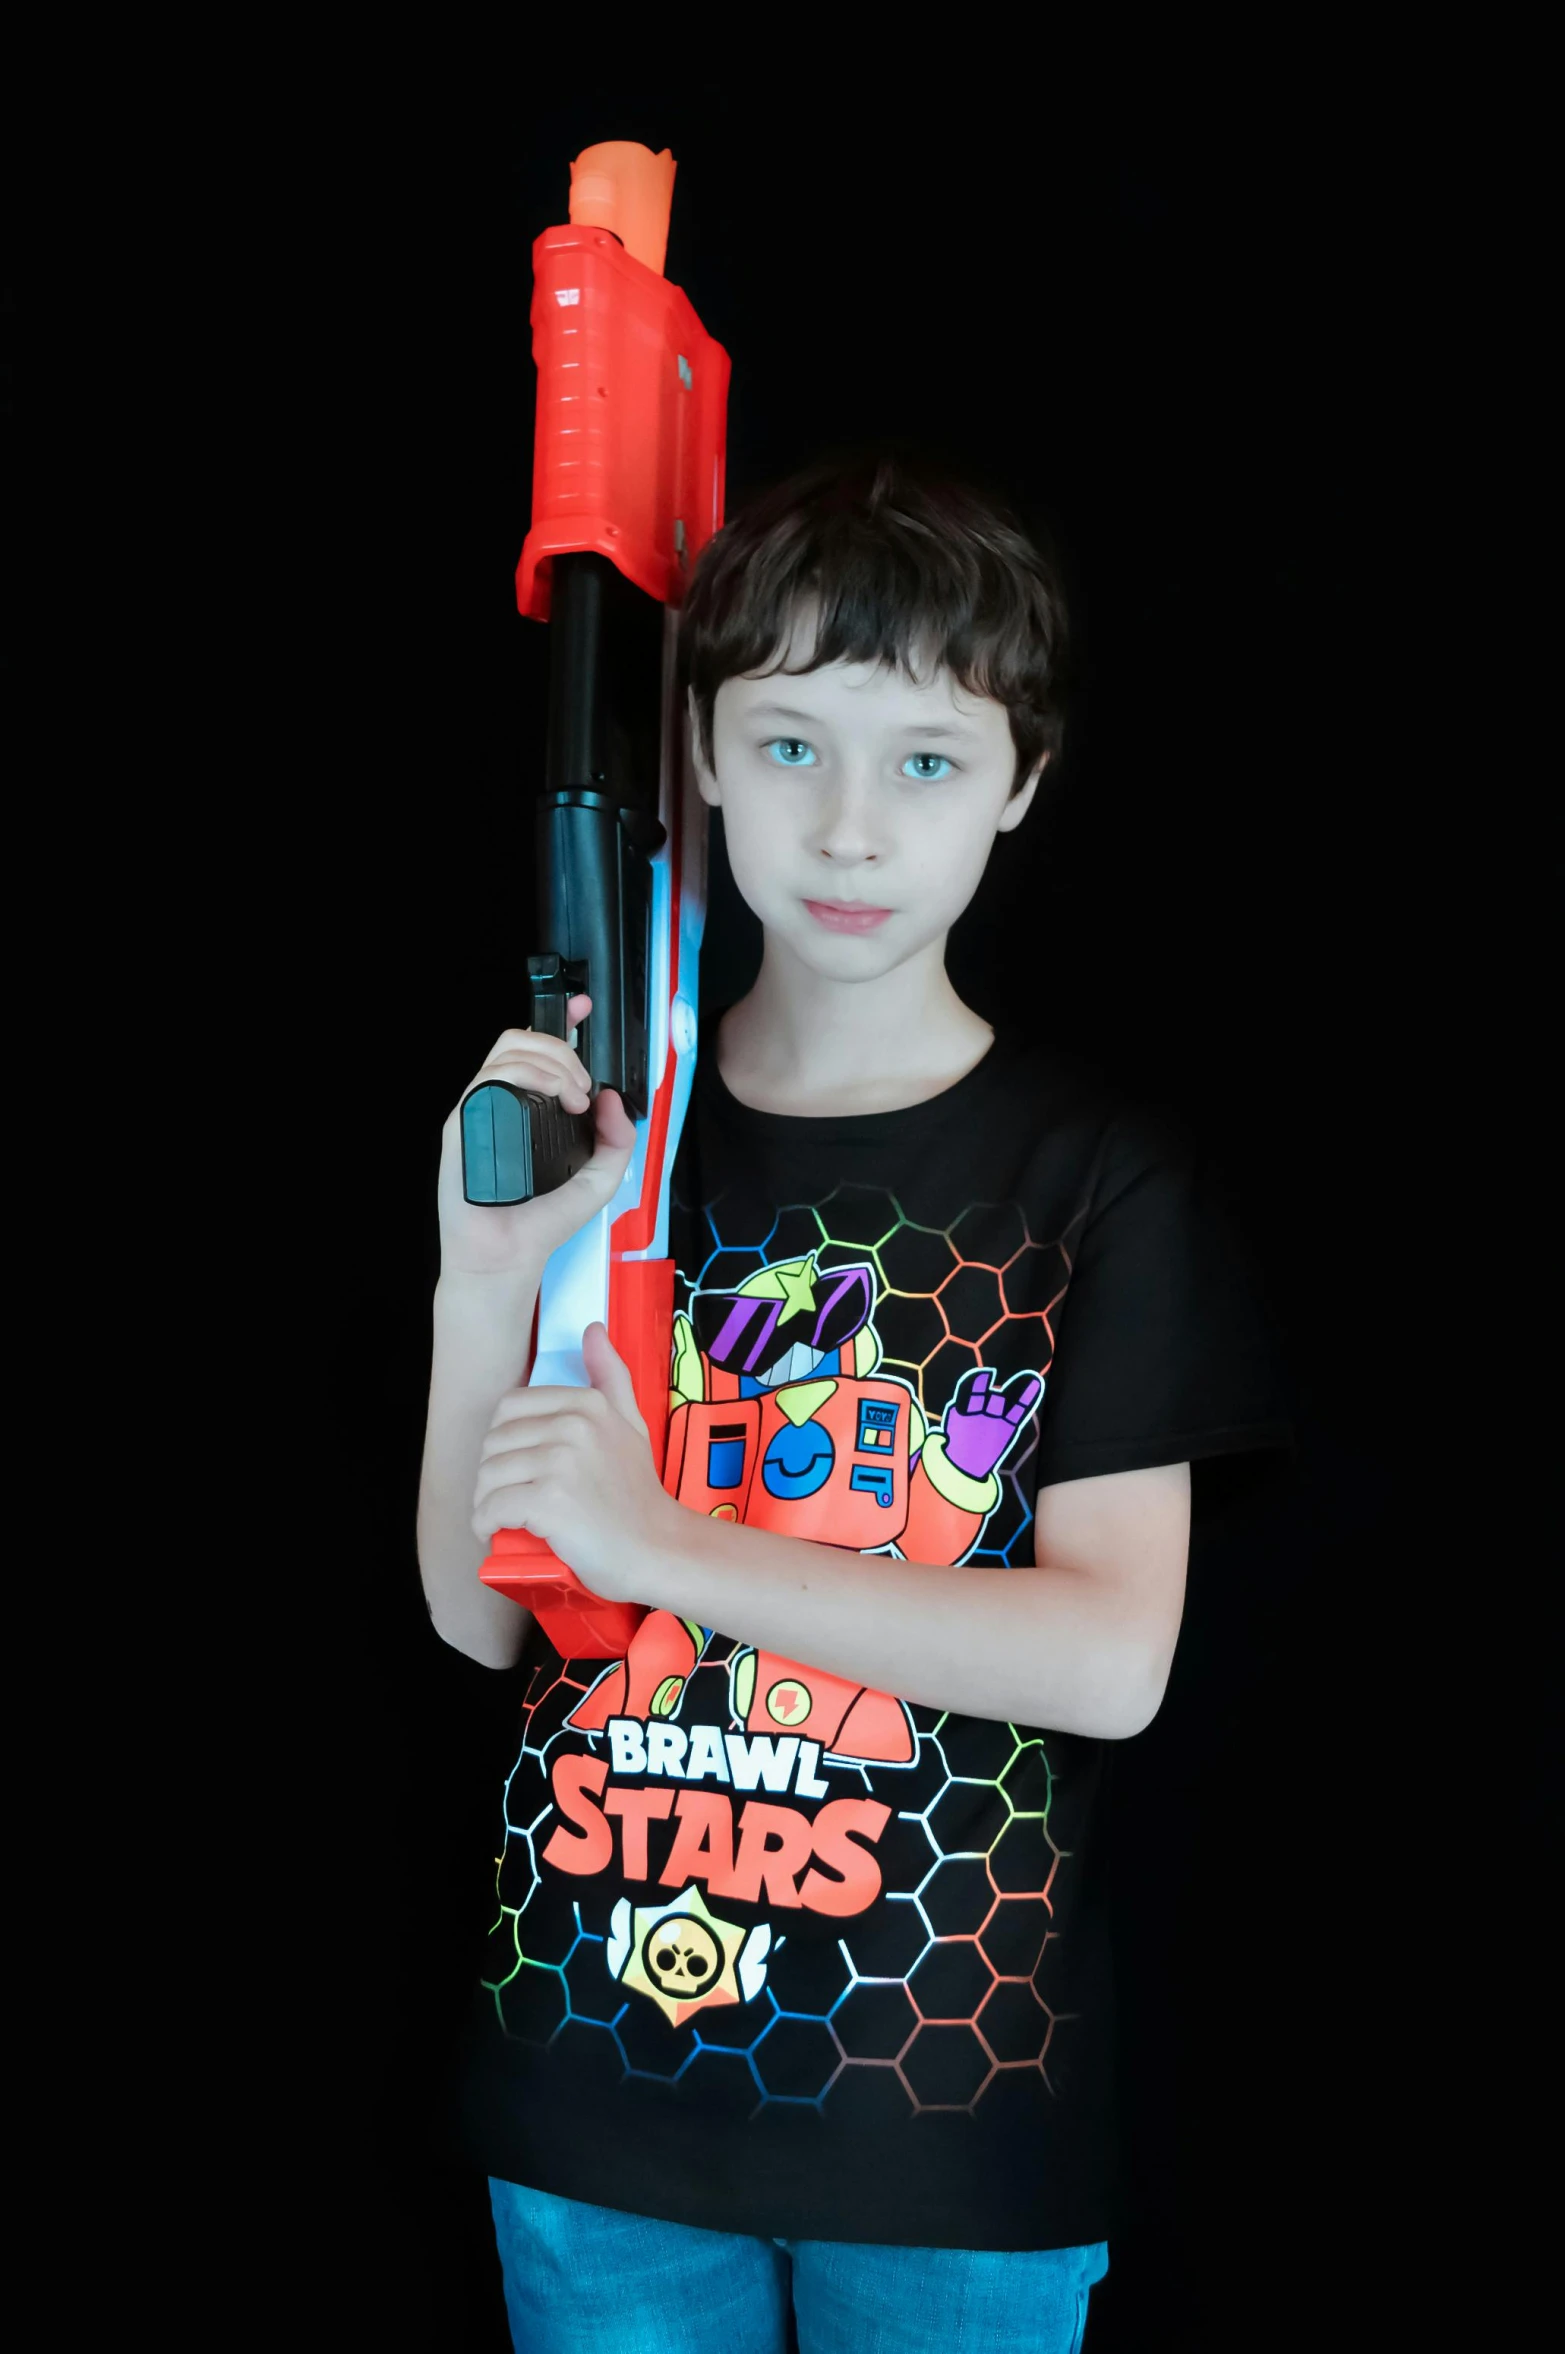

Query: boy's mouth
left=803, top=899, right=892, bottom=932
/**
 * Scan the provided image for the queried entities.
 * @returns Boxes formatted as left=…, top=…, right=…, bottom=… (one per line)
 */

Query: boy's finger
left=482, top=1028, right=592, bottom=1078
left=485, top=1386, right=576, bottom=1424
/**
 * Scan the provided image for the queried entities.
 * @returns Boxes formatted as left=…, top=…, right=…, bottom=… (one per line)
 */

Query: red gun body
left=475, top=147, right=730, bottom=1656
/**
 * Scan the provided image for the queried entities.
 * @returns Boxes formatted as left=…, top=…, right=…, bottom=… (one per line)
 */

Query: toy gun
left=459, top=142, right=730, bottom=1659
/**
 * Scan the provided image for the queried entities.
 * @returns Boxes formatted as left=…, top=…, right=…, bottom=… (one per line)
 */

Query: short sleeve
left=1032, top=1113, right=1293, bottom=1492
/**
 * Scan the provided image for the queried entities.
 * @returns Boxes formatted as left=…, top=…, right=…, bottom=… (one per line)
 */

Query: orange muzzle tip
left=569, top=141, right=677, bottom=277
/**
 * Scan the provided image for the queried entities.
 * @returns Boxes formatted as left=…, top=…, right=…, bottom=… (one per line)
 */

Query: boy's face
left=693, top=603, right=1044, bottom=977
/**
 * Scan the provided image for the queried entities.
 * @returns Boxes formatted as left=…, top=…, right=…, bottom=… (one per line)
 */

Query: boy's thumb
left=583, top=1321, right=646, bottom=1429
left=554, top=1096, right=635, bottom=1217
left=527, top=1091, right=636, bottom=1255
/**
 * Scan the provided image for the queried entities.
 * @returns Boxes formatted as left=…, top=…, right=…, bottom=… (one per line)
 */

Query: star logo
left=612, top=1883, right=750, bottom=2027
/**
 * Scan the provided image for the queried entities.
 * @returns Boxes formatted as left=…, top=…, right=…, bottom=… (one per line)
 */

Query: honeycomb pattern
left=482, top=1178, right=1085, bottom=2119
left=486, top=1665, right=1071, bottom=2119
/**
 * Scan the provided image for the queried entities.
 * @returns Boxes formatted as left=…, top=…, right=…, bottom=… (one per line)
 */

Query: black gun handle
left=460, top=1082, right=595, bottom=1206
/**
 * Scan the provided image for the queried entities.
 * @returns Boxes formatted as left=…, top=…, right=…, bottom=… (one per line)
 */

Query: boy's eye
left=761, top=739, right=956, bottom=782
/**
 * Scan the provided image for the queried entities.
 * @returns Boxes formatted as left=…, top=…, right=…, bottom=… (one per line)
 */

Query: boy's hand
left=471, top=1320, right=677, bottom=1598
left=437, top=994, right=638, bottom=1280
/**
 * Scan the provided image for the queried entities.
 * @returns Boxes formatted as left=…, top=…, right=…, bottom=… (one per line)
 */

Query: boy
left=419, top=451, right=1288, bottom=2352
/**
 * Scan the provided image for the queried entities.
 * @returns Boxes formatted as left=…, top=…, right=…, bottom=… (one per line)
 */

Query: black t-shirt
left=445, top=1012, right=1290, bottom=2250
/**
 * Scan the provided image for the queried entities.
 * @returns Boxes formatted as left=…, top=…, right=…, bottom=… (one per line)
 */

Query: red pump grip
left=516, top=222, right=729, bottom=622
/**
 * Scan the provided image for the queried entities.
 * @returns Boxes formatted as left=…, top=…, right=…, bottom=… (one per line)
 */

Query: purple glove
left=939, top=1367, right=1045, bottom=1483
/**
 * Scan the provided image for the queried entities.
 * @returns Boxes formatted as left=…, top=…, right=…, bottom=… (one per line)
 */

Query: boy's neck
left=715, top=954, right=996, bottom=1119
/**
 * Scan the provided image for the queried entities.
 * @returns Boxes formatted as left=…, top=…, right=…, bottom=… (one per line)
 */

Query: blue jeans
left=488, top=2178, right=1109, bottom=2354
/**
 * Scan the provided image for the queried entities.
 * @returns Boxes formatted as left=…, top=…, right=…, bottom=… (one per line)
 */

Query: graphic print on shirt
left=484, top=1182, right=1083, bottom=2116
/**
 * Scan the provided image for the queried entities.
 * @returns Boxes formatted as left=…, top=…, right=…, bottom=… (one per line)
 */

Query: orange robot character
left=564, top=1253, right=1043, bottom=1764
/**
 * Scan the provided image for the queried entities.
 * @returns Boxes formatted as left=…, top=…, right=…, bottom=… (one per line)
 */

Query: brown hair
left=678, top=445, right=1070, bottom=799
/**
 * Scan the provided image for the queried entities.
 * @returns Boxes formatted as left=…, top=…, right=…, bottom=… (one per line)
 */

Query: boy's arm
left=418, top=1267, right=543, bottom=1671
left=417, top=1003, right=639, bottom=1672
left=639, top=1460, right=1190, bottom=1740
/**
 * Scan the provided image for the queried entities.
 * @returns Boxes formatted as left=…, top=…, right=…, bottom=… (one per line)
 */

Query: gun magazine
left=460, top=1080, right=596, bottom=1206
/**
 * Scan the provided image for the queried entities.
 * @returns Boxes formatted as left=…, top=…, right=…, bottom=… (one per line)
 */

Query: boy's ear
left=995, top=753, right=1048, bottom=833
left=687, top=688, right=718, bottom=799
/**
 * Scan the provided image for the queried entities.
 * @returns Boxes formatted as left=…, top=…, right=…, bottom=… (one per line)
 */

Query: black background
left=288, top=74, right=1531, bottom=2354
